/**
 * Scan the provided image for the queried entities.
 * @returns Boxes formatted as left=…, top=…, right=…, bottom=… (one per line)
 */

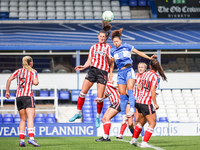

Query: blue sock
left=120, top=95, right=128, bottom=115
left=128, top=90, right=135, bottom=110
left=141, top=127, right=144, bottom=137
left=129, top=128, right=133, bottom=134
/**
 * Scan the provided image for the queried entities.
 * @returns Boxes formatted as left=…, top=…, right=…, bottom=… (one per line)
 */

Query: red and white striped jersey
left=12, top=68, right=37, bottom=98
left=134, top=73, right=143, bottom=99
left=137, top=71, right=160, bottom=105
left=104, top=81, right=120, bottom=105
left=89, top=43, right=111, bottom=72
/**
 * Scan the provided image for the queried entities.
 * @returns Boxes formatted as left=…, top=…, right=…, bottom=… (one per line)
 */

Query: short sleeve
left=12, top=69, right=19, bottom=78
left=126, top=43, right=134, bottom=51
left=32, top=71, right=37, bottom=79
left=152, top=76, right=159, bottom=87
left=88, top=45, right=94, bottom=58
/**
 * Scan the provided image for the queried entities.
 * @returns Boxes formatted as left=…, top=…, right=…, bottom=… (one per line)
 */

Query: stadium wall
left=0, top=73, right=199, bottom=89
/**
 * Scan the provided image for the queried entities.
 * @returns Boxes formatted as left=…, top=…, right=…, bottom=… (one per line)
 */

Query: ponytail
left=150, top=59, right=167, bottom=81
left=22, top=56, right=34, bottom=72
left=99, top=20, right=112, bottom=40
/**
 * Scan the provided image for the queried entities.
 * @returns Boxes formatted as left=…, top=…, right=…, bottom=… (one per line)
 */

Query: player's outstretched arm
left=5, top=75, right=15, bottom=99
left=75, top=57, right=92, bottom=71
left=132, top=48, right=157, bottom=60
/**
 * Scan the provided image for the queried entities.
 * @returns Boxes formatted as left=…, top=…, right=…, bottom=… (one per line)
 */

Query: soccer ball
left=102, top=11, right=114, bottom=22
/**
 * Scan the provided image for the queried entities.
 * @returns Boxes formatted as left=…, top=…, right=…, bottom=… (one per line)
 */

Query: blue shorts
left=117, top=66, right=136, bottom=85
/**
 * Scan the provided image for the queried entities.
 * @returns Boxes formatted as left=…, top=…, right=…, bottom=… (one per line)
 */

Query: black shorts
left=135, top=103, right=155, bottom=116
left=85, top=67, right=108, bottom=85
left=16, top=96, right=35, bottom=111
left=109, top=102, right=121, bottom=112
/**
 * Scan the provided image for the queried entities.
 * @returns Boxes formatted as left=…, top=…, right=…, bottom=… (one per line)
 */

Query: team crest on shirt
left=127, top=71, right=131, bottom=77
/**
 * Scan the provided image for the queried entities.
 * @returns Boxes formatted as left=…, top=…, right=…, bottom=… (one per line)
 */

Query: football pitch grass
left=0, top=136, right=200, bottom=150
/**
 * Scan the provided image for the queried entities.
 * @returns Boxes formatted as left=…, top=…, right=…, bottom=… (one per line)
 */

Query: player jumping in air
left=117, top=62, right=147, bottom=139
left=5, top=56, right=40, bottom=147
left=69, top=20, right=112, bottom=128
left=109, top=28, right=157, bottom=124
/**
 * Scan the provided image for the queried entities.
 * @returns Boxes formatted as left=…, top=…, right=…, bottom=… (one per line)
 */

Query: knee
left=102, top=117, right=106, bottom=123
left=104, top=116, right=110, bottom=122
left=21, top=117, right=27, bottom=123
left=128, top=123, right=133, bottom=129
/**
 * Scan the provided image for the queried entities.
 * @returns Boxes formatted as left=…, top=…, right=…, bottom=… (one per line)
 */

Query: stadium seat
left=15, top=114, right=20, bottom=118
left=56, top=7, right=65, bottom=12
left=74, top=1, right=83, bottom=6
left=3, top=117, right=13, bottom=124
left=36, top=113, right=45, bottom=118
left=94, top=12, right=102, bottom=19
left=102, top=1, right=110, bottom=7
left=46, top=114, right=55, bottom=118
left=46, top=117, right=56, bottom=123
left=0, top=114, right=2, bottom=118
left=1, top=1, right=9, bottom=7
left=82, top=104, right=93, bottom=111
left=179, top=117, right=190, bottom=122
left=84, top=100, right=92, bottom=105
left=121, top=6, right=130, bottom=12
left=113, top=11, right=122, bottom=19
left=35, top=117, right=45, bottom=123
left=129, top=0, right=137, bottom=6
left=75, top=6, right=83, bottom=12
left=1, top=7, right=9, bottom=12
left=122, top=11, right=131, bottom=19
left=111, top=6, right=120, bottom=12
left=46, top=2, right=54, bottom=7
left=2, top=70, right=11, bottom=73
left=0, top=117, right=3, bottom=124
left=93, top=1, right=101, bottom=6
left=14, top=117, right=21, bottom=124
left=40, top=89, right=49, bottom=97
left=57, top=69, right=67, bottom=73
left=28, top=7, right=37, bottom=12
left=71, top=90, right=81, bottom=101
left=83, top=117, right=93, bottom=123
left=28, top=1, right=36, bottom=6
left=138, top=0, right=147, bottom=6
left=37, top=7, right=46, bottom=12
left=111, top=1, right=120, bottom=6
left=65, top=1, right=73, bottom=6
left=37, top=2, right=45, bottom=7
left=59, top=89, right=69, bottom=100
left=66, top=12, right=74, bottom=19
left=28, top=12, right=37, bottom=19
left=56, top=12, right=65, bottom=19
left=47, top=7, right=55, bottom=12
left=102, top=7, right=111, bottom=12
left=158, top=117, right=168, bottom=122
left=4, top=114, right=13, bottom=118
left=120, top=0, right=129, bottom=6
left=84, top=12, right=93, bottom=19
left=83, top=1, right=92, bottom=6
left=19, top=12, right=27, bottom=19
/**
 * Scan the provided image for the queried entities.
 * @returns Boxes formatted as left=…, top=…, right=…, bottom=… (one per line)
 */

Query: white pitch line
left=166, top=24, right=200, bottom=41
left=78, top=24, right=100, bottom=33
left=59, top=23, right=76, bottom=31
left=115, top=139, right=164, bottom=150
left=129, top=25, right=180, bottom=44
left=148, top=23, right=195, bottom=43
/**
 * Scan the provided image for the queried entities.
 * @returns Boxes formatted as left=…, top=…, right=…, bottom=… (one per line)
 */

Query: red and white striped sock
left=103, top=121, right=111, bottom=139
left=132, top=124, right=143, bottom=139
left=19, top=130, right=25, bottom=142
left=143, top=127, right=154, bottom=142
left=28, top=128, right=34, bottom=140
left=77, top=92, right=86, bottom=112
left=120, top=123, right=127, bottom=135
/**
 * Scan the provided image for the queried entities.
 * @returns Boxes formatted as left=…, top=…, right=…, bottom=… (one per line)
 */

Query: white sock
left=103, top=134, right=108, bottom=139
left=20, top=139, right=25, bottom=142
left=76, top=110, right=81, bottom=115
left=96, top=113, right=100, bottom=118
left=130, top=108, right=134, bottom=113
left=30, top=137, right=34, bottom=140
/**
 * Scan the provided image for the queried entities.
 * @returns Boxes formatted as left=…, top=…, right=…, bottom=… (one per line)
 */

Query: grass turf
left=0, top=136, right=200, bottom=150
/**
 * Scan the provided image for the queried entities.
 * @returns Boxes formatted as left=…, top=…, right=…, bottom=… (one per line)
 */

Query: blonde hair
left=22, top=56, right=33, bottom=72
left=138, top=62, right=147, bottom=70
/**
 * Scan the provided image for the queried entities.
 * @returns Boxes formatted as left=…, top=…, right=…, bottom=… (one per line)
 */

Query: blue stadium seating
left=4, top=114, right=13, bottom=118
left=0, top=118, right=3, bottom=123
left=83, top=113, right=93, bottom=119
left=14, top=118, right=21, bottom=124
left=46, top=114, right=55, bottom=118
left=45, top=117, right=56, bottom=123
left=15, top=114, right=20, bottom=118
left=83, top=117, right=93, bottom=123
left=129, top=0, right=137, bottom=6
left=59, top=89, right=69, bottom=100
left=120, top=0, right=129, bottom=6
left=3, top=117, right=13, bottom=124
left=35, top=117, right=45, bottom=123
left=50, top=89, right=59, bottom=98
left=158, top=117, right=168, bottom=122
left=40, top=89, right=49, bottom=97
left=36, top=113, right=45, bottom=118
left=138, top=0, right=147, bottom=6
left=0, top=114, right=2, bottom=118
left=71, top=90, right=81, bottom=101
left=82, top=109, right=92, bottom=114
left=84, top=100, right=92, bottom=105
left=82, top=104, right=93, bottom=111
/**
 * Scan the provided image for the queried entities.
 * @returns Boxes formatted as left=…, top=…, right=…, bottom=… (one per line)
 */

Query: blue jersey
left=111, top=43, right=134, bottom=70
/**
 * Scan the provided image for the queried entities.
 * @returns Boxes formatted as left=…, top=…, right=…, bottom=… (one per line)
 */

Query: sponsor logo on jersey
left=95, top=51, right=106, bottom=55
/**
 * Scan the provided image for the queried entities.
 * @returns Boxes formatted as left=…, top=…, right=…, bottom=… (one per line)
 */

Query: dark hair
left=150, top=59, right=167, bottom=81
left=99, top=20, right=112, bottom=40
left=111, top=28, right=123, bottom=40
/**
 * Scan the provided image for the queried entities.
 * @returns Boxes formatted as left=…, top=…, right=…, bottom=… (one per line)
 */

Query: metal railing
left=0, top=85, right=58, bottom=119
